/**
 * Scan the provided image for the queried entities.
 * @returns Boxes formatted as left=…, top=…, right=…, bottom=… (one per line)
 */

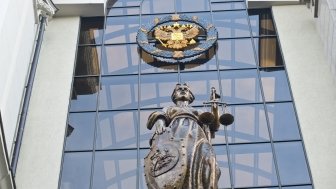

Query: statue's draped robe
left=144, top=105, right=220, bottom=189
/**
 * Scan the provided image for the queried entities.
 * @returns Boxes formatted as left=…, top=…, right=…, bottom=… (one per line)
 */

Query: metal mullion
left=74, top=74, right=100, bottom=78
left=212, top=9, right=247, bottom=13
left=88, top=11, right=108, bottom=189
left=104, top=41, right=138, bottom=45
left=208, top=0, right=235, bottom=188
left=245, top=5, right=283, bottom=189
left=269, top=9, right=315, bottom=188
left=78, top=43, right=102, bottom=47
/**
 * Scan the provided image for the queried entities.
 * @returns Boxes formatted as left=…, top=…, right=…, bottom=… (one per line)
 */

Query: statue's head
left=171, top=83, right=195, bottom=104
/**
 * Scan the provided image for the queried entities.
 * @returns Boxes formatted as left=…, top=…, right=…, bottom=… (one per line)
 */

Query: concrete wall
left=273, top=5, right=336, bottom=189
left=15, top=17, right=80, bottom=189
left=0, top=0, right=38, bottom=154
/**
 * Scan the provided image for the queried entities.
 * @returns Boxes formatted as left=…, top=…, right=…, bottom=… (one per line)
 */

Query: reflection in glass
left=105, top=16, right=139, bottom=44
left=230, top=143, right=278, bottom=187
left=180, top=71, right=220, bottom=106
left=139, top=149, right=150, bottom=189
left=274, top=142, right=311, bottom=185
left=141, top=0, right=174, bottom=14
left=70, top=77, right=99, bottom=112
left=214, top=146, right=231, bottom=188
left=213, top=11, right=250, bottom=38
left=254, top=37, right=284, bottom=67
left=176, top=0, right=210, bottom=13
left=140, top=74, right=178, bottom=108
left=213, top=104, right=269, bottom=144
left=260, top=68, right=291, bottom=102
left=75, top=46, right=101, bottom=76
left=102, top=44, right=139, bottom=75
left=99, top=75, right=138, bottom=110
left=65, top=113, right=96, bottom=151
left=282, top=186, right=312, bottom=189
left=93, top=150, right=137, bottom=189
left=140, top=50, right=178, bottom=73
left=107, top=0, right=141, bottom=7
left=139, top=109, right=158, bottom=148
left=217, top=39, right=257, bottom=69
left=267, top=103, right=300, bottom=141
left=211, top=2, right=245, bottom=11
left=96, top=111, right=138, bottom=149
left=79, top=17, right=104, bottom=44
left=248, top=9, right=276, bottom=36
left=107, top=7, right=139, bottom=16
left=60, top=152, right=92, bottom=189
left=221, top=70, right=262, bottom=104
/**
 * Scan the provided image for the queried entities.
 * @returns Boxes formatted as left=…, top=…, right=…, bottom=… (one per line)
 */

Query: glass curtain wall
left=59, top=1, right=313, bottom=189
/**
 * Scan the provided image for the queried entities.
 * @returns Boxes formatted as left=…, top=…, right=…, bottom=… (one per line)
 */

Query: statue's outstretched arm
left=146, top=111, right=170, bottom=135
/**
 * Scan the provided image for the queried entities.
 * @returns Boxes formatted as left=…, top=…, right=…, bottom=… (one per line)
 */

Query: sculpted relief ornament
left=144, top=84, right=234, bottom=189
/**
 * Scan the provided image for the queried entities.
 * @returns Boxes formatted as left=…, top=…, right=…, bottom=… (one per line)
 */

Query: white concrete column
left=273, top=5, right=336, bottom=189
left=15, top=16, right=80, bottom=189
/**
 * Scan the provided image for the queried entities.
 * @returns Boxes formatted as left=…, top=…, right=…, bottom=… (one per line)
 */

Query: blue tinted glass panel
left=99, top=75, right=138, bottom=110
left=92, top=150, right=137, bottom=189
left=60, top=152, right=92, bottom=189
left=65, top=113, right=95, bottom=151
left=260, top=68, right=292, bottom=102
left=274, top=142, right=311, bottom=185
left=213, top=104, right=270, bottom=144
left=139, top=109, right=158, bottom=148
left=282, top=186, right=313, bottom=189
left=102, top=44, right=139, bottom=75
left=140, top=49, right=178, bottom=74
left=176, top=0, right=210, bottom=13
left=217, top=39, right=257, bottom=69
left=213, top=11, right=250, bottom=38
left=75, top=46, right=101, bottom=76
left=220, top=70, right=262, bottom=104
left=211, top=2, right=245, bottom=11
left=229, top=143, right=278, bottom=187
left=107, top=7, right=139, bottom=16
left=214, top=146, right=231, bottom=188
left=79, top=17, right=104, bottom=44
left=180, top=71, right=220, bottom=106
left=141, top=0, right=174, bottom=14
left=139, top=149, right=150, bottom=189
left=70, top=77, right=99, bottom=112
left=105, top=16, right=139, bottom=44
left=267, top=103, right=300, bottom=141
left=140, top=73, right=178, bottom=108
left=96, top=110, right=138, bottom=150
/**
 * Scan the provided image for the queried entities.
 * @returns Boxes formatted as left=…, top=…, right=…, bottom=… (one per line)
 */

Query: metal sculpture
left=144, top=83, right=234, bottom=189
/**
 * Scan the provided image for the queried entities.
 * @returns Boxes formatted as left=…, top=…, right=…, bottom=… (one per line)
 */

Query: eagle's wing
left=184, top=26, right=199, bottom=39
left=154, top=28, right=171, bottom=41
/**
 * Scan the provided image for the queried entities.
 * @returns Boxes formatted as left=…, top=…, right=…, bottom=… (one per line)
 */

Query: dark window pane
left=274, top=142, right=311, bottom=185
left=96, top=111, right=138, bottom=150
left=140, top=73, right=178, bottom=108
left=65, top=113, right=96, bottom=151
left=92, top=150, right=137, bottom=189
left=108, top=0, right=141, bottom=7
left=176, top=0, right=210, bottom=13
left=213, top=11, right=250, bottom=38
left=141, top=0, right=174, bottom=14
left=211, top=2, right=245, bottom=11
left=282, top=186, right=313, bottom=189
left=60, top=152, right=92, bottom=189
left=75, top=46, right=101, bottom=76
left=260, top=68, right=292, bottom=102
left=70, top=77, right=99, bottom=112
left=214, top=104, right=270, bottom=144
left=266, top=103, right=300, bottom=141
left=229, top=143, right=278, bottom=187
left=105, top=16, right=139, bottom=44
left=79, top=17, right=104, bottom=44
left=99, top=75, right=138, bottom=110
left=220, top=69, right=262, bottom=104
left=248, top=9, right=276, bottom=36
left=254, top=37, right=284, bottom=67
left=107, top=7, right=139, bottom=16
left=214, top=146, right=231, bottom=188
left=180, top=71, right=220, bottom=106
left=217, top=39, right=257, bottom=69
left=102, top=44, right=139, bottom=75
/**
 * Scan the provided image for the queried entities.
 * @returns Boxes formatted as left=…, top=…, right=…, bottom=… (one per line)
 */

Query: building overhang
left=247, top=0, right=301, bottom=8
left=52, top=0, right=107, bottom=17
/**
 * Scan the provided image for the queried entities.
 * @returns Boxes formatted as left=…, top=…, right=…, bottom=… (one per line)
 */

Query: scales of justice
left=137, top=14, right=234, bottom=189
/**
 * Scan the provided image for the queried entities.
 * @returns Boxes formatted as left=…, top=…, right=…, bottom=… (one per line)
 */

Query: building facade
left=0, top=0, right=336, bottom=189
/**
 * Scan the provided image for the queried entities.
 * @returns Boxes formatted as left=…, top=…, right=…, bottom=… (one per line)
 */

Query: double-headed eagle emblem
left=154, top=22, right=199, bottom=50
